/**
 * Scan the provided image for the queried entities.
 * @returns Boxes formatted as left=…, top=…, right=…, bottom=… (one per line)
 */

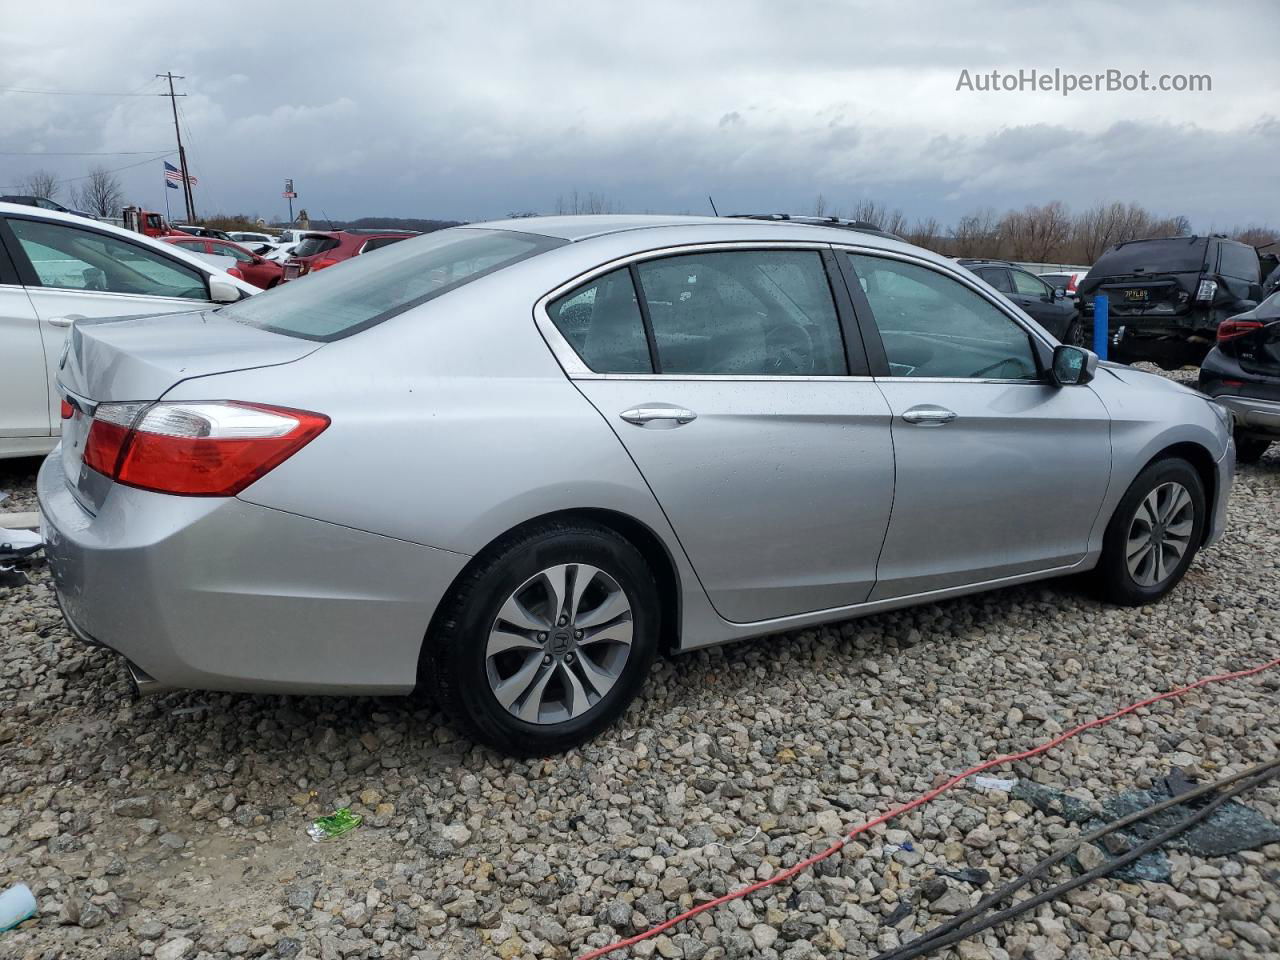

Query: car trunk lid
left=1089, top=273, right=1194, bottom=320
left=57, top=309, right=322, bottom=511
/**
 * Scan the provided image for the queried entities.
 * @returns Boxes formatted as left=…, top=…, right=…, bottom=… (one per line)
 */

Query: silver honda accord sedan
left=38, top=215, right=1234, bottom=754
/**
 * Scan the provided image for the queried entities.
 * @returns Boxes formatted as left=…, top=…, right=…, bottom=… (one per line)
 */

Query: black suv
left=958, top=259, right=1082, bottom=344
left=1076, top=235, right=1263, bottom=369
left=0, top=194, right=97, bottom=220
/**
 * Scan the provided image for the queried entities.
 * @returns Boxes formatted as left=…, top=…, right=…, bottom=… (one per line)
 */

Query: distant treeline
left=200, top=198, right=1278, bottom=267
left=810, top=196, right=1277, bottom=265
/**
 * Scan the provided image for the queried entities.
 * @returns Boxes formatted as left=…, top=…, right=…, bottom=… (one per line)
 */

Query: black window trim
left=833, top=244, right=1054, bottom=383
left=535, top=241, right=869, bottom=380
left=1, top=212, right=213, bottom=300
left=0, top=217, right=24, bottom=286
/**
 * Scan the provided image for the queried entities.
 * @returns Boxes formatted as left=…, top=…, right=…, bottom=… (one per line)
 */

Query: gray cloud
left=2, top=0, right=1277, bottom=229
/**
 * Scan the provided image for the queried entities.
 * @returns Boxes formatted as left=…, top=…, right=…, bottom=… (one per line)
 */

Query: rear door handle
left=619, top=405, right=698, bottom=427
left=902, top=405, right=957, bottom=426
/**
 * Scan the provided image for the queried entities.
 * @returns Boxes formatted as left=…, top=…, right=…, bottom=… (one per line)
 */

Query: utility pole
left=156, top=72, right=195, bottom=222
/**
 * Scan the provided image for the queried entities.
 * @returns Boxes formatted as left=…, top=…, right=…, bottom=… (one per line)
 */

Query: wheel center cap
left=548, top=631, right=573, bottom=656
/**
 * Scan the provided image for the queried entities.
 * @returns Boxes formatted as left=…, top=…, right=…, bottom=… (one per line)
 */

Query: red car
left=162, top=235, right=284, bottom=289
left=282, top=229, right=418, bottom=281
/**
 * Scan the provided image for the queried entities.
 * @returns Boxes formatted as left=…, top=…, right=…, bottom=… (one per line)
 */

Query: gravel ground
left=2, top=392, right=1278, bottom=960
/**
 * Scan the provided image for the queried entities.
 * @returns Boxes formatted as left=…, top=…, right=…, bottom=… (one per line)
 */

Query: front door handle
left=619, top=405, right=698, bottom=427
left=902, top=405, right=957, bottom=426
left=47, top=316, right=78, bottom=328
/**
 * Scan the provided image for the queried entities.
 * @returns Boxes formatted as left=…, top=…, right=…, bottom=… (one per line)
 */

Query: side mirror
left=1053, top=287, right=1067, bottom=301
left=1051, top=344, right=1098, bottom=386
left=208, top=277, right=241, bottom=303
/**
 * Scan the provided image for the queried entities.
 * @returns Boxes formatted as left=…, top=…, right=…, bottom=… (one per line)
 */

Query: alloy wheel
left=485, top=564, right=634, bottom=724
left=1125, top=481, right=1195, bottom=587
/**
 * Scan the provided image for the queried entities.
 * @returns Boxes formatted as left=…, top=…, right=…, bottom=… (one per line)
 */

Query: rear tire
left=1235, top=435, right=1272, bottom=464
left=1064, top=320, right=1086, bottom=347
left=1095, top=458, right=1205, bottom=606
left=422, top=520, right=659, bottom=755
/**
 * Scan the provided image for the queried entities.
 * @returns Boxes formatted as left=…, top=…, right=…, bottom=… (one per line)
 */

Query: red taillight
left=227, top=267, right=245, bottom=280
left=311, top=256, right=339, bottom=271
left=60, top=398, right=74, bottom=420
left=83, top=402, right=329, bottom=496
left=1067, top=275, right=1079, bottom=293
left=1218, top=319, right=1264, bottom=341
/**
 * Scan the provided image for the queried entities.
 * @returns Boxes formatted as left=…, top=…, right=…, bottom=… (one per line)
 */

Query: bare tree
left=949, top=208, right=999, bottom=258
left=904, top=216, right=942, bottom=251
left=70, top=166, right=124, bottom=218
left=1230, top=225, right=1278, bottom=248
left=999, top=202, right=1073, bottom=262
left=555, top=190, right=619, bottom=215
left=18, top=169, right=60, bottom=200
left=812, top=194, right=829, bottom=217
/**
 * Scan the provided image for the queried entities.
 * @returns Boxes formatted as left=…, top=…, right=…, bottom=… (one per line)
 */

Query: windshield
left=1089, top=237, right=1209, bottom=277
left=221, top=227, right=564, bottom=341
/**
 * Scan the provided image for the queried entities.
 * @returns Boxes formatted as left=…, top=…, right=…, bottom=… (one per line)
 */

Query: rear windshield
left=360, top=235, right=413, bottom=253
left=1089, top=237, right=1209, bottom=277
left=221, top=227, right=564, bottom=341
left=295, top=235, right=339, bottom=257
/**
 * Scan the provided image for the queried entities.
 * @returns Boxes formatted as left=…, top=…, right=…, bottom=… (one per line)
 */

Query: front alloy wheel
left=1097, top=457, right=1205, bottom=605
left=1125, top=481, right=1195, bottom=587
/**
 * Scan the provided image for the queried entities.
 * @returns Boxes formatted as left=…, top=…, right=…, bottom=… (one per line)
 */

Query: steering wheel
left=764, top=322, right=814, bottom=375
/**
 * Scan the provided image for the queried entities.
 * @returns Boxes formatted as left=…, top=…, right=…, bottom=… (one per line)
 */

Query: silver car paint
left=38, top=217, right=1234, bottom=696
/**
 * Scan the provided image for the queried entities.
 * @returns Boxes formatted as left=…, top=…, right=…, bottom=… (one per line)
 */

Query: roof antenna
left=707, top=195, right=720, bottom=217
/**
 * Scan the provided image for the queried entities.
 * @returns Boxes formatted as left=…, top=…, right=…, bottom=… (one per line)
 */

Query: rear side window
left=1218, top=242, right=1259, bottom=282
left=547, top=268, right=650, bottom=372
left=222, top=228, right=563, bottom=341
left=295, top=235, right=339, bottom=257
left=975, top=267, right=1013, bottom=293
left=8, top=217, right=208, bottom=299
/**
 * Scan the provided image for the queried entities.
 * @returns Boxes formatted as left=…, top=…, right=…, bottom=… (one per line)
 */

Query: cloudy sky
left=2, top=1, right=1276, bottom=230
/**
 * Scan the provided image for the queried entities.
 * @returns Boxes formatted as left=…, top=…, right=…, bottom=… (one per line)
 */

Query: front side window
left=635, top=250, right=846, bottom=375
left=7, top=217, right=208, bottom=299
left=547, top=268, right=650, bottom=373
left=847, top=253, right=1039, bottom=380
left=1010, top=269, right=1050, bottom=297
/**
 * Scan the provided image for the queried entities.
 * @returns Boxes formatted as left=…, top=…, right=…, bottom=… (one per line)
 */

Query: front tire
left=1096, top=458, right=1205, bottom=606
left=423, top=521, right=659, bottom=755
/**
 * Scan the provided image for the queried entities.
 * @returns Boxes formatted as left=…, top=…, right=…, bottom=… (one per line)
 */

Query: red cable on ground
left=577, top=655, right=1280, bottom=960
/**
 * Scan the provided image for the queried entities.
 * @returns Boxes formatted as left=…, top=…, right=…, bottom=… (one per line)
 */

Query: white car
left=227, top=231, right=277, bottom=245
left=0, top=202, right=259, bottom=459
left=264, top=243, right=299, bottom=263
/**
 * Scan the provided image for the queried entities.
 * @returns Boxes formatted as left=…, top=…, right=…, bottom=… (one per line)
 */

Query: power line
left=0, top=152, right=177, bottom=192
left=0, top=149, right=174, bottom=156
left=0, top=87, right=163, bottom=96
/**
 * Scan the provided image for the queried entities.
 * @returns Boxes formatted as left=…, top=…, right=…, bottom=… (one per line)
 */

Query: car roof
left=0, top=201, right=259, bottom=294
left=465, top=214, right=932, bottom=257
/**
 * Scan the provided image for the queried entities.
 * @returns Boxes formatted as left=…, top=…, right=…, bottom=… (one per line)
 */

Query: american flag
left=164, top=160, right=197, bottom=187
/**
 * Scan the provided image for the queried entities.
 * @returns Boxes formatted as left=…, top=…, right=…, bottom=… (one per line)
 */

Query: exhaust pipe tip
left=126, top=660, right=178, bottom=697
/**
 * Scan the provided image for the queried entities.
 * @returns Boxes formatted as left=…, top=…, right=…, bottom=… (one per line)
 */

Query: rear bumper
left=1215, top=395, right=1280, bottom=436
left=38, top=453, right=470, bottom=695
